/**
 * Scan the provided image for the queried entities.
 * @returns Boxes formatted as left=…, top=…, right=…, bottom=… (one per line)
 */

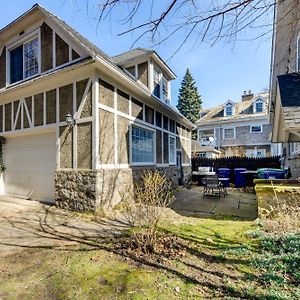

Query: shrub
left=122, top=170, right=175, bottom=253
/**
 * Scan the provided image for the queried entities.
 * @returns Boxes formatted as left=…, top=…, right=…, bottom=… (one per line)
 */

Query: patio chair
left=203, top=174, right=226, bottom=197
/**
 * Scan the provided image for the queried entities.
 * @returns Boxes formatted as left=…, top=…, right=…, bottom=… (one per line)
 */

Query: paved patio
left=172, top=186, right=258, bottom=219
left=0, top=196, right=127, bottom=258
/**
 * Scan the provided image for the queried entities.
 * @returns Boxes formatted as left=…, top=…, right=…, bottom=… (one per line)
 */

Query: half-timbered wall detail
left=0, top=21, right=83, bottom=89
left=97, top=78, right=191, bottom=167
left=0, top=77, right=93, bottom=170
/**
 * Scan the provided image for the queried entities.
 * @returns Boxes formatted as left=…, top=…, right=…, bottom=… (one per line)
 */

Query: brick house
left=270, top=0, right=300, bottom=178
left=0, top=4, right=193, bottom=211
left=196, top=91, right=281, bottom=158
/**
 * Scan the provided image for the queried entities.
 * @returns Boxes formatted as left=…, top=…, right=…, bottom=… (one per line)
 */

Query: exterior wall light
left=66, top=113, right=75, bottom=128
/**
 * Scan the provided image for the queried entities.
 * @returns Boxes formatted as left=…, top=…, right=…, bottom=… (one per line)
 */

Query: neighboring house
left=196, top=91, right=281, bottom=158
left=191, top=140, right=222, bottom=158
left=0, top=4, right=193, bottom=211
left=270, top=0, right=300, bottom=178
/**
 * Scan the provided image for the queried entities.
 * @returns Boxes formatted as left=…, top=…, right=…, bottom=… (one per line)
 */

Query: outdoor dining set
left=192, top=167, right=288, bottom=197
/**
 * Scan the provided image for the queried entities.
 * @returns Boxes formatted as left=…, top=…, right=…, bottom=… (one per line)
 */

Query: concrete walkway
left=172, top=186, right=258, bottom=219
left=0, top=196, right=127, bottom=257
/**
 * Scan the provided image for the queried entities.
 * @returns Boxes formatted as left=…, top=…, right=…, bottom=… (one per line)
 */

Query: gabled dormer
left=113, top=48, right=176, bottom=105
left=224, top=100, right=235, bottom=117
left=0, top=4, right=92, bottom=90
left=252, top=96, right=266, bottom=113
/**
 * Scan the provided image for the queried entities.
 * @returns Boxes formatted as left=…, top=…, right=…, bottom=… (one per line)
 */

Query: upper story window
left=162, top=77, right=168, bottom=101
left=153, top=68, right=161, bottom=98
left=9, top=36, right=39, bottom=84
left=224, top=103, right=233, bottom=116
left=254, top=100, right=263, bottom=113
left=223, top=128, right=235, bottom=139
left=152, top=66, right=169, bottom=103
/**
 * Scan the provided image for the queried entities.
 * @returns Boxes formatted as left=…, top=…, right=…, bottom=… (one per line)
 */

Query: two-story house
left=196, top=91, right=281, bottom=158
left=270, top=0, right=300, bottom=178
left=0, top=4, right=193, bottom=211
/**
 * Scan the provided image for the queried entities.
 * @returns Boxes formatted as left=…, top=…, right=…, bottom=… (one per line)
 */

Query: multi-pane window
left=225, top=103, right=233, bottom=116
left=162, top=77, right=168, bottom=101
left=250, top=125, right=262, bottom=133
left=255, top=100, right=263, bottom=113
left=24, top=38, right=39, bottom=78
left=290, top=142, right=300, bottom=154
left=131, top=126, right=154, bottom=163
left=153, top=69, right=160, bottom=98
left=223, top=128, right=235, bottom=139
left=169, top=136, right=176, bottom=164
left=10, top=37, right=39, bottom=84
left=153, top=67, right=169, bottom=103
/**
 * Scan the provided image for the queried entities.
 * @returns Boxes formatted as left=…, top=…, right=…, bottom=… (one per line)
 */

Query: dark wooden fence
left=192, top=156, right=281, bottom=183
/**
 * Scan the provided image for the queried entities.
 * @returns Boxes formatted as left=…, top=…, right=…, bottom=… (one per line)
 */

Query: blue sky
left=0, top=1, right=273, bottom=109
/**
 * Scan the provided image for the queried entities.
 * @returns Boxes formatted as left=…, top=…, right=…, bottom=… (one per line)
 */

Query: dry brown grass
left=260, top=181, right=300, bottom=234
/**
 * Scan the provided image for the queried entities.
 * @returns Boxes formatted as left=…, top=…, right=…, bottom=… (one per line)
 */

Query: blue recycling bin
left=217, top=168, right=230, bottom=187
left=234, top=168, right=247, bottom=188
left=257, top=168, right=287, bottom=179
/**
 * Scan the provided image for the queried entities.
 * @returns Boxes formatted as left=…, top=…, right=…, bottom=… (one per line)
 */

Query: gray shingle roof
left=278, top=73, right=300, bottom=107
left=196, top=92, right=269, bottom=125
left=113, top=48, right=154, bottom=64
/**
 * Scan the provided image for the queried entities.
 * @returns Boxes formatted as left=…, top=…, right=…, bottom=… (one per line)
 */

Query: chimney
left=242, top=89, right=254, bottom=101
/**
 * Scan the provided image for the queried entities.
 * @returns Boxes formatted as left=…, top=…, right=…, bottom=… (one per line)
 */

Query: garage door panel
left=4, top=147, right=56, bottom=161
left=4, top=160, right=56, bottom=173
left=3, top=132, right=56, bottom=202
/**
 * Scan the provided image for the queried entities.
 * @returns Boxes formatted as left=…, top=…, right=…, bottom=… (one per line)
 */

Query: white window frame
left=169, top=135, right=176, bottom=165
left=224, top=102, right=234, bottom=117
left=253, top=99, right=264, bottom=113
left=250, top=125, right=262, bottom=133
left=223, top=127, right=235, bottom=140
left=6, top=29, right=41, bottom=86
left=129, top=123, right=156, bottom=166
left=290, top=142, right=300, bottom=155
left=152, top=65, right=169, bottom=103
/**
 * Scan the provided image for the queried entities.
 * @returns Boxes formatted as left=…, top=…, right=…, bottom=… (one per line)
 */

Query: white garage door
left=3, top=131, right=56, bottom=202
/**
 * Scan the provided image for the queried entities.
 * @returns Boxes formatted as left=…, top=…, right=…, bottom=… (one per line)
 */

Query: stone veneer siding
left=55, top=170, right=97, bottom=211
left=55, top=166, right=191, bottom=211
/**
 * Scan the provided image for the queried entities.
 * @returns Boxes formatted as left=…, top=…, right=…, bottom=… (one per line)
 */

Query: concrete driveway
left=0, top=196, right=127, bottom=258
left=172, top=186, right=258, bottom=219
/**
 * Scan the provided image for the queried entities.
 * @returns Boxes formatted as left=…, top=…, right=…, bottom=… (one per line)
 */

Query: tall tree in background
left=177, top=69, right=202, bottom=139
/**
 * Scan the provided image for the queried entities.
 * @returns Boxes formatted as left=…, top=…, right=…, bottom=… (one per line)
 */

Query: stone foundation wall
left=55, top=170, right=97, bottom=211
left=55, top=166, right=192, bottom=211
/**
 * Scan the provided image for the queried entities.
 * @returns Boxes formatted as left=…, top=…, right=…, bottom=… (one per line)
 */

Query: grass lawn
left=0, top=214, right=299, bottom=299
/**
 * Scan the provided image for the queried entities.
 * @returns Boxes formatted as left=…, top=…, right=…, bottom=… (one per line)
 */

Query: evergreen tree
left=177, top=69, right=202, bottom=139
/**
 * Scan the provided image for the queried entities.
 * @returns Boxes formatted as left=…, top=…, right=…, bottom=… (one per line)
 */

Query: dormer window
left=8, top=35, right=40, bottom=84
left=253, top=98, right=264, bottom=113
left=162, top=77, right=168, bottom=101
left=152, top=66, right=169, bottom=103
left=153, top=68, right=161, bottom=98
left=224, top=102, right=233, bottom=116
